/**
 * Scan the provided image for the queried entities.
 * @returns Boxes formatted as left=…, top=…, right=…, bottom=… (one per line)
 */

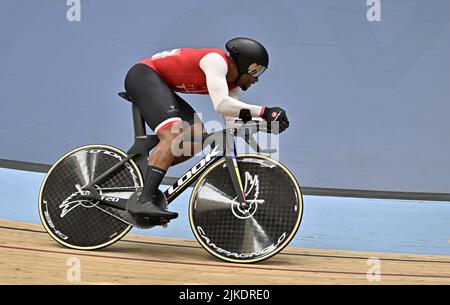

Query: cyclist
left=124, top=37, right=289, bottom=220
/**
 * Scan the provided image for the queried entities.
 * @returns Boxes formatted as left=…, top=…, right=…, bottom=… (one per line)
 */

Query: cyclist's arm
left=199, top=53, right=264, bottom=118
left=222, top=86, right=263, bottom=124
left=222, top=87, right=242, bottom=123
left=229, top=86, right=240, bottom=100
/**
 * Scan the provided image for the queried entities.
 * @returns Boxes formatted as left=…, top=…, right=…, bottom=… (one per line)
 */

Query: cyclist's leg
left=125, top=64, right=185, bottom=166
left=170, top=94, right=207, bottom=166
left=124, top=64, right=182, bottom=218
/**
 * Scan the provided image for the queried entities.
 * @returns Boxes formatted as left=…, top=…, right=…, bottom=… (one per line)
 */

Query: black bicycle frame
left=80, top=95, right=244, bottom=209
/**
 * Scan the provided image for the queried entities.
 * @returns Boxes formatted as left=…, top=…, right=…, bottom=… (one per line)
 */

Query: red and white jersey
left=138, top=47, right=264, bottom=118
left=139, top=48, right=238, bottom=94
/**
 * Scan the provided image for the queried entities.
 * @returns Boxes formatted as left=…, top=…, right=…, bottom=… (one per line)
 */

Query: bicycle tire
left=189, top=154, right=303, bottom=263
left=38, top=144, right=143, bottom=250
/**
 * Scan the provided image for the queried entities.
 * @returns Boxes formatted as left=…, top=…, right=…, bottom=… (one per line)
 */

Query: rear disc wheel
left=38, top=145, right=143, bottom=250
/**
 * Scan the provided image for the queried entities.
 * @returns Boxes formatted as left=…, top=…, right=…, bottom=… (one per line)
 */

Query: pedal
left=139, top=216, right=170, bottom=227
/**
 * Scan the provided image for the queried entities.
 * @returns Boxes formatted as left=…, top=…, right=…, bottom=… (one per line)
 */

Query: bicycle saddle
left=118, top=91, right=133, bottom=103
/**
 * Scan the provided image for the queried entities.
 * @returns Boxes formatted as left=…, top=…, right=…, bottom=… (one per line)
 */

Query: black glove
left=261, top=106, right=289, bottom=134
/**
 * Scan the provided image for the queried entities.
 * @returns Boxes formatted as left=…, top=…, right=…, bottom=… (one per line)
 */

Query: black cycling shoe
left=127, top=190, right=178, bottom=220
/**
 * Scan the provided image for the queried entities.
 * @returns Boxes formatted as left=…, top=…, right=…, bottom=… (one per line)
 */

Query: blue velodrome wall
left=1, top=1, right=450, bottom=194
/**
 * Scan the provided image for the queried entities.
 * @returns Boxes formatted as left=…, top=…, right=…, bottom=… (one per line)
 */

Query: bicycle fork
left=224, top=128, right=248, bottom=209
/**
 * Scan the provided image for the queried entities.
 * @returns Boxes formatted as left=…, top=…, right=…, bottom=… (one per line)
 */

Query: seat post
left=131, top=104, right=146, bottom=137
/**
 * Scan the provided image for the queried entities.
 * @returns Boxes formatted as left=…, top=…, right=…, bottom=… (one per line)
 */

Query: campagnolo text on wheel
left=38, top=37, right=303, bottom=263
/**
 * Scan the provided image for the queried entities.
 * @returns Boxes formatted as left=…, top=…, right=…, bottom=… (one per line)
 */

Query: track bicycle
left=38, top=92, right=303, bottom=263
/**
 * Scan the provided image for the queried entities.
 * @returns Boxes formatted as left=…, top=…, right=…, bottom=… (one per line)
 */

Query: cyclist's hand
left=261, top=106, right=289, bottom=134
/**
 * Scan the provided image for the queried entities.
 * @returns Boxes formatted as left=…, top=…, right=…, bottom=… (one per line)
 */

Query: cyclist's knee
left=190, top=122, right=206, bottom=134
left=157, top=124, right=183, bottom=143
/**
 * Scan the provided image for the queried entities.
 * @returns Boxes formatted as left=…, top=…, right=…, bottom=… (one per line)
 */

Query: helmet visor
left=251, top=66, right=266, bottom=77
left=248, top=63, right=266, bottom=77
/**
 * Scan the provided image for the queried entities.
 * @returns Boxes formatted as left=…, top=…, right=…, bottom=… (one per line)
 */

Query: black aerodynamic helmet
left=225, top=37, right=269, bottom=78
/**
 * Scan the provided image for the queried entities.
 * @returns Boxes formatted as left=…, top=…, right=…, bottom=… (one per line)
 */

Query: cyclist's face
left=238, top=74, right=259, bottom=91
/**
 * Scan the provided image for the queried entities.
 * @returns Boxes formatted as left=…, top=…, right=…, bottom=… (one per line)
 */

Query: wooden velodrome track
left=1, top=220, right=449, bottom=285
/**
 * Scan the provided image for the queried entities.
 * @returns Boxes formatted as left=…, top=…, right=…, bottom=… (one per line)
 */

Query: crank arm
left=74, top=190, right=128, bottom=210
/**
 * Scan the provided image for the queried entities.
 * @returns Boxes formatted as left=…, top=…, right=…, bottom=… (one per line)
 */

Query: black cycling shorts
left=124, top=63, right=202, bottom=136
